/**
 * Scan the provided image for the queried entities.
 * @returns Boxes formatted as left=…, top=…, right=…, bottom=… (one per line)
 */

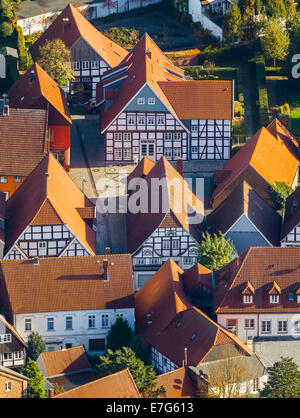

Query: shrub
left=0, top=20, right=13, bottom=37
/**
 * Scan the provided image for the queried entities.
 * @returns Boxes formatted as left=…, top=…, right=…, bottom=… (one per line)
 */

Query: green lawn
left=291, top=108, right=300, bottom=133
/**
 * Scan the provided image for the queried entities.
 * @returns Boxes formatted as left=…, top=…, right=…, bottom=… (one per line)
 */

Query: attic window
left=190, top=333, right=197, bottom=341
left=270, top=295, right=279, bottom=304
left=243, top=295, right=253, bottom=304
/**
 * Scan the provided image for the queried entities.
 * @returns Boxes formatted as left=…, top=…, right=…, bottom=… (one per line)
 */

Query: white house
left=281, top=186, right=300, bottom=247
left=0, top=255, right=135, bottom=355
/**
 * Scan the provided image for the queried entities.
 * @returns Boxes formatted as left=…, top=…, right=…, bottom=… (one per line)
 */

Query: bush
left=0, top=20, right=13, bottom=37
left=16, top=24, right=30, bottom=70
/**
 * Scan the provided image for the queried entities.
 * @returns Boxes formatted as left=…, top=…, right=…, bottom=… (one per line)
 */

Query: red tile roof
left=183, top=263, right=212, bottom=294
left=0, top=192, right=5, bottom=243
left=0, top=254, right=134, bottom=314
left=39, top=346, right=92, bottom=377
left=53, top=369, right=140, bottom=398
left=127, top=156, right=156, bottom=191
left=5, top=153, right=96, bottom=255
left=30, top=4, right=127, bottom=68
left=0, top=108, right=47, bottom=176
left=206, top=181, right=282, bottom=246
left=8, top=63, right=71, bottom=126
left=154, top=367, right=197, bottom=398
left=135, top=259, right=252, bottom=368
left=214, top=247, right=300, bottom=314
left=212, top=120, right=299, bottom=208
left=282, top=186, right=300, bottom=239
left=126, top=156, right=204, bottom=253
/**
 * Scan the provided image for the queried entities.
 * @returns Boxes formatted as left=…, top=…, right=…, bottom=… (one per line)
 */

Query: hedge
left=249, top=56, right=269, bottom=129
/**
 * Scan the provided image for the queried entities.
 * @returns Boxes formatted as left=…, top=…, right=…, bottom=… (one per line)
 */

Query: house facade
left=126, top=156, right=204, bottom=289
left=0, top=366, right=29, bottom=398
left=281, top=186, right=300, bottom=247
left=99, top=34, right=233, bottom=164
left=4, top=153, right=96, bottom=260
left=29, top=4, right=127, bottom=102
left=0, top=315, right=26, bottom=371
left=214, top=247, right=300, bottom=344
left=0, top=255, right=135, bottom=355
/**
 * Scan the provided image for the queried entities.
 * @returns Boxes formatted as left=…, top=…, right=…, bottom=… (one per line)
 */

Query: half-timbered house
left=4, top=153, right=96, bottom=260
left=0, top=315, right=26, bottom=371
left=29, top=4, right=127, bottom=102
left=98, top=33, right=234, bottom=163
left=281, top=186, right=300, bottom=246
left=212, top=119, right=299, bottom=209
left=8, top=63, right=71, bottom=170
left=126, top=156, right=204, bottom=289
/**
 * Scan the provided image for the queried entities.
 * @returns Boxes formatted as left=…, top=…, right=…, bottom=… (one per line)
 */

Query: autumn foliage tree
left=38, top=39, right=73, bottom=86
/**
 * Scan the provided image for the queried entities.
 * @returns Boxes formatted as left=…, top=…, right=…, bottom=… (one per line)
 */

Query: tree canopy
left=95, top=347, right=166, bottom=397
left=106, top=316, right=134, bottom=352
left=38, top=39, right=73, bottom=86
left=261, top=20, right=290, bottom=65
left=260, top=357, right=300, bottom=398
left=197, top=231, right=236, bottom=271
left=26, top=331, right=46, bottom=362
left=267, top=181, right=293, bottom=211
left=223, top=4, right=242, bottom=43
left=23, top=358, right=47, bottom=398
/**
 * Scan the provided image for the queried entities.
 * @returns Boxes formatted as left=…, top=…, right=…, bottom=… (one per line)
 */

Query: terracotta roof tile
left=53, top=369, right=140, bottom=398
left=212, top=121, right=299, bottom=208
left=183, top=263, right=212, bottom=294
left=0, top=254, right=134, bottom=314
left=8, top=63, right=71, bottom=126
left=5, top=153, right=96, bottom=255
left=0, top=108, right=47, bottom=176
left=135, top=259, right=252, bottom=367
left=30, top=4, right=127, bottom=68
left=214, top=247, right=300, bottom=313
left=154, top=367, right=197, bottom=398
left=39, top=346, right=92, bottom=377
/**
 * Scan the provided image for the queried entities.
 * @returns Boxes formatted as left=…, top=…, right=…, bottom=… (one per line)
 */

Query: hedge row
left=249, top=56, right=269, bottom=129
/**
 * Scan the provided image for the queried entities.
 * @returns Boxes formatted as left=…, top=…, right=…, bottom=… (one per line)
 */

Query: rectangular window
left=164, top=148, right=172, bottom=158
left=173, top=132, right=182, bottom=141
left=102, top=314, right=109, bottom=328
left=47, top=317, right=54, bottom=331
left=114, top=133, right=122, bottom=141
left=163, top=239, right=171, bottom=249
left=81, top=61, right=90, bottom=69
left=191, top=125, right=198, bottom=132
left=278, top=320, right=288, bottom=333
left=25, top=318, right=32, bottom=332
left=289, top=292, right=295, bottom=301
left=243, top=295, right=253, bottom=304
left=5, top=382, right=11, bottom=392
left=244, top=319, right=255, bottom=329
left=14, top=351, right=23, bottom=360
left=270, top=295, right=279, bottom=304
left=261, top=320, right=271, bottom=333
left=66, top=316, right=73, bottom=330
left=72, top=62, right=80, bottom=70
left=173, top=148, right=182, bottom=158
left=123, top=149, right=132, bottom=160
left=147, top=115, right=155, bottom=125
left=91, top=61, right=99, bottom=69
left=88, top=315, right=96, bottom=328
left=137, top=115, right=145, bottom=125
left=89, top=338, right=105, bottom=351
left=148, top=98, right=155, bottom=105
left=137, top=98, right=145, bottom=105
left=123, top=133, right=131, bottom=141
left=127, top=115, right=135, bottom=125
left=14, top=176, right=21, bottom=183
left=157, top=114, right=165, bottom=125
left=114, top=149, right=122, bottom=160
left=294, top=320, right=300, bottom=333
left=172, top=239, right=180, bottom=249
left=0, top=176, right=7, bottom=183
left=3, top=353, right=12, bottom=360
left=164, top=132, right=172, bottom=141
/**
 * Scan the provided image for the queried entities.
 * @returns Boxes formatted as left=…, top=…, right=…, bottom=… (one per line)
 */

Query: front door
left=141, top=142, right=155, bottom=161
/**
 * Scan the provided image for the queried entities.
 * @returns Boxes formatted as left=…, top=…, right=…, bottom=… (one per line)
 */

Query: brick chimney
left=176, top=157, right=183, bottom=176
left=105, top=247, right=111, bottom=255
left=33, top=256, right=39, bottom=266
left=48, top=389, right=55, bottom=398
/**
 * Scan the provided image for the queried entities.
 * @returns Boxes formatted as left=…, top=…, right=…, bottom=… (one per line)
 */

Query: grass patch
left=291, top=108, right=300, bottom=133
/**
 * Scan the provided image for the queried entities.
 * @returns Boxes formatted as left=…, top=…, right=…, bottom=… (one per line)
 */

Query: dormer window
left=243, top=295, right=253, bottom=304
left=270, top=294, right=279, bottom=304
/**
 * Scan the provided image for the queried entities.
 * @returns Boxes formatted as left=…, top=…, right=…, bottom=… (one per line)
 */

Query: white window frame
left=47, top=317, right=54, bottom=331
left=127, top=114, right=136, bottom=125
left=101, top=314, right=109, bottom=328
left=25, top=318, right=32, bottom=332
left=270, top=295, right=279, bottom=304
left=261, top=320, right=271, bottom=333
left=81, top=61, right=90, bottom=70
left=114, top=133, right=122, bottom=141
left=244, top=319, right=255, bottom=329
left=148, top=97, right=156, bottom=105
left=147, top=115, right=155, bottom=125
left=137, top=98, right=145, bottom=105
left=243, top=295, right=253, bottom=304
left=88, top=315, right=96, bottom=329
left=123, top=133, right=131, bottom=141
left=14, top=176, right=21, bottom=183
left=5, top=381, right=11, bottom=392
left=0, top=176, right=7, bottom=183
left=278, top=320, right=288, bottom=333
left=65, top=316, right=73, bottom=330
left=91, top=60, right=99, bottom=69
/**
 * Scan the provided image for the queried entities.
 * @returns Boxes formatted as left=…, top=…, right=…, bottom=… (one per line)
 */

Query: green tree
left=197, top=231, right=236, bottom=271
left=37, top=39, right=73, bottom=86
left=106, top=316, right=134, bottom=352
left=261, top=20, right=290, bottom=66
left=255, top=0, right=263, bottom=14
left=268, top=181, right=293, bottom=211
left=26, top=331, right=46, bottom=362
left=95, top=347, right=166, bottom=397
left=223, top=4, right=242, bottom=42
left=0, top=20, right=13, bottom=37
left=260, top=357, right=300, bottom=398
left=284, top=0, right=297, bottom=19
left=266, top=0, right=287, bottom=18
left=0, top=0, right=13, bottom=18
left=23, top=358, right=47, bottom=398
left=129, top=335, right=147, bottom=363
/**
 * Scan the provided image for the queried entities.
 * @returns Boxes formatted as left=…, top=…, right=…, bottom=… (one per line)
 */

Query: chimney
left=105, top=247, right=110, bottom=255
left=176, top=157, right=183, bottom=176
left=146, top=48, right=152, bottom=60
left=182, top=347, right=188, bottom=367
left=103, top=259, right=108, bottom=281
left=1, top=94, right=9, bottom=116
left=45, top=172, right=50, bottom=179
left=48, top=389, right=55, bottom=398
left=33, top=257, right=39, bottom=266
